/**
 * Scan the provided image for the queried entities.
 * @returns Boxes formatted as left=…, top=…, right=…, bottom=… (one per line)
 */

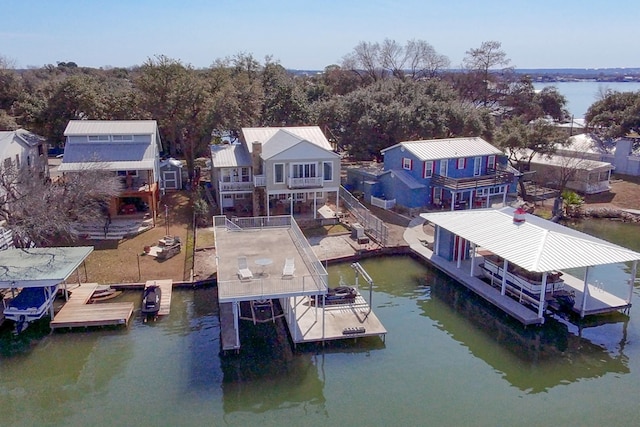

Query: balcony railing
left=254, top=175, right=266, bottom=187
left=431, top=168, right=514, bottom=191
left=219, top=181, right=254, bottom=192
left=288, top=176, right=323, bottom=188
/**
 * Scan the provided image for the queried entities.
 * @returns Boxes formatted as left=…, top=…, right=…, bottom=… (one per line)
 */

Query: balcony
left=288, top=176, right=324, bottom=188
left=254, top=175, right=266, bottom=187
left=219, top=181, right=254, bottom=192
left=431, top=168, right=514, bottom=191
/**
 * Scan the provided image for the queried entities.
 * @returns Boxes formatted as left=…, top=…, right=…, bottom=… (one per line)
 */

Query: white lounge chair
left=237, top=256, right=253, bottom=280
left=282, top=257, right=295, bottom=278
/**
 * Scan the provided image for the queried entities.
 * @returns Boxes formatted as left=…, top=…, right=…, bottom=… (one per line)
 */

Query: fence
left=339, top=186, right=389, bottom=247
left=370, top=196, right=396, bottom=210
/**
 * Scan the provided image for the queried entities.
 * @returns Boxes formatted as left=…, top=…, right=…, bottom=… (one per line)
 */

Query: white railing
left=219, top=181, right=253, bottom=192
left=288, top=176, right=323, bottom=188
left=217, top=274, right=326, bottom=302
left=370, top=196, right=396, bottom=210
left=254, top=175, right=266, bottom=187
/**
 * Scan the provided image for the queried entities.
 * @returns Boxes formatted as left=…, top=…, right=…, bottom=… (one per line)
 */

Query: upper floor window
left=292, top=162, right=317, bottom=178
left=274, top=163, right=284, bottom=184
left=423, top=161, right=434, bottom=178
left=88, top=135, right=110, bottom=142
left=487, top=155, right=496, bottom=170
left=402, top=158, right=412, bottom=170
left=323, top=161, right=333, bottom=181
left=439, top=159, right=448, bottom=177
left=457, top=158, right=466, bottom=170
left=473, top=157, right=481, bottom=176
left=112, top=135, right=134, bottom=142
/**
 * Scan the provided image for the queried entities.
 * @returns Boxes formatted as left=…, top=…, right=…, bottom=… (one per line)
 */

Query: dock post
left=537, top=272, right=547, bottom=318
left=628, top=261, right=637, bottom=303
left=580, top=266, right=590, bottom=317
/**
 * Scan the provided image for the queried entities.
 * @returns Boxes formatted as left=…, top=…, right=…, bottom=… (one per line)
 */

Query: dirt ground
left=583, top=174, right=640, bottom=210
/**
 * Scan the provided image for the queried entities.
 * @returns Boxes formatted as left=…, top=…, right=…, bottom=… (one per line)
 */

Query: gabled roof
left=211, top=144, right=252, bottom=168
left=421, top=207, right=640, bottom=272
left=381, top=169, right=426, bottom=190
left=0, top=129, right=45, bottom=150
left=64, top=120, right=159, bottom=136
left=59, top=120, right=160, bottom=172
left=381, top=137, right=503, bottom=161
left=241, top=126, right=332, bottom=154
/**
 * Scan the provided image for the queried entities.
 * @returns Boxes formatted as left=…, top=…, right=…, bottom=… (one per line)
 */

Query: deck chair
left=237, top=256, right=253, bottom=280
left=282, top=257, right=295, bottom=278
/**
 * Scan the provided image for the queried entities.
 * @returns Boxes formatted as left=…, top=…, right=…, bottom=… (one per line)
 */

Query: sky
left=1, top=0, right=638, bottom=70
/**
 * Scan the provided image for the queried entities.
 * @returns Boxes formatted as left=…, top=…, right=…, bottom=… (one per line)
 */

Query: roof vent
left=513, top=207, right=527, bottom=224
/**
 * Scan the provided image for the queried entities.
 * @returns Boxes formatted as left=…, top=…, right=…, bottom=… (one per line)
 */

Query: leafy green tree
left=585, top=90, right=640, bottom=138
left=0, top=109, right=18, bottom=130
left=260, top=62, right=310, bottom=126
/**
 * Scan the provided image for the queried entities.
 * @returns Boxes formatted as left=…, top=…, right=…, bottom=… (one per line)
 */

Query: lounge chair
left=237, top=256, right=253, bottom=280
left=282, top=257, right=295, bottom=278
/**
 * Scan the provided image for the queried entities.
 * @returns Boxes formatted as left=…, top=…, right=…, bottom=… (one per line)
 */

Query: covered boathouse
left=420, top=207, right=640, bottom=325
left=213, top=215, right=387, bottom=353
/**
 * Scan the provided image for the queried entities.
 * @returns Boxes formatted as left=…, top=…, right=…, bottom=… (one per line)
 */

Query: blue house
left=347, top=137, right=517, bottom=211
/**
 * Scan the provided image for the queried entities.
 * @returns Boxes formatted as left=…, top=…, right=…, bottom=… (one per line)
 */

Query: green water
left=1, top=220, right=640, bottom=426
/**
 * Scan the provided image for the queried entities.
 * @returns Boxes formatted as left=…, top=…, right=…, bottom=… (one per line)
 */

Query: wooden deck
left=284, top=293, right=387, bottom=344
left=145, top=279, right=172, bottom=315
left=50, top=283, right=133, bottom=329
left=562, top=273, right=631, bottom=316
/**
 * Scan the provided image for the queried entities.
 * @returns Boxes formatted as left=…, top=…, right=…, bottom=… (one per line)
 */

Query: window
left=294, top=192, right=305, bottom=201
left=402, top=158, right=412, bottom=170
left=487, top=155, right=496, bottom=170
left=323, top=161, right=333, bottom=181
left=88, top=135, right=110, bottom=142
left=117, top=170, right=138, bottom=177
left=112, top=135, right=134, bottom=142
left=315, top=191, right=324, bottom=199
left=423, top=161, right=434, bottom=178
left=240, top=167, right=250, bottom=182
left=274, top=163, right=284, bottom=184
left=457, top=158, right=466, bottom=170
left=439, top=159, right=448, bottom=177
left=473, top=157, right=481, bottom=176
left=292, top=162, right=317, bottom=178
left=235, top=193, right=247, bottom=199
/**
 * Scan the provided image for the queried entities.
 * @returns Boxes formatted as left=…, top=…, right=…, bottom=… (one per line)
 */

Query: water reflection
left=425, top=268, right=629, bottom=392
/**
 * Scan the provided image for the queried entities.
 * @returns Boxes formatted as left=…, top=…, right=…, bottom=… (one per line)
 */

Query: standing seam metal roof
left=64, top=120, right=159, bottom=135
left=421, top=207, right=640, bottom=272
left=381, top=137, right=503, bottom=161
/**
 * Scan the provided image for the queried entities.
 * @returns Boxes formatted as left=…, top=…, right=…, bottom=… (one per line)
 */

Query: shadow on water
left=423, top=267, right=629, bottom=393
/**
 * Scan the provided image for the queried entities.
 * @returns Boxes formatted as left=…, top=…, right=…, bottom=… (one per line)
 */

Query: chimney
left=252, top=141, right=262, bottom=175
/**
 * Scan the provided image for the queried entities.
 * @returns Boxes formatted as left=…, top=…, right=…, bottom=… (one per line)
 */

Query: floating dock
left=50, top=283, right=134, bottom=329
left=145, top=279, right=172, bottom=316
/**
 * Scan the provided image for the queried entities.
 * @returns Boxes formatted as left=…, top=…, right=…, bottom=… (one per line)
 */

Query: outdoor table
left=254, top=258, right=273, bottom=276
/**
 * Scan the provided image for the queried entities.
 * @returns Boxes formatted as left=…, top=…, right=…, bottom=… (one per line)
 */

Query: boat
left=310, top=286, right=358, bottom=306
left=479, top=253, right=570, bottom=309
left=89, top=285, right=122, bottom=303
left=141, top=285, right=161, bottom=315
left=3, top=285, right=59, bottom=333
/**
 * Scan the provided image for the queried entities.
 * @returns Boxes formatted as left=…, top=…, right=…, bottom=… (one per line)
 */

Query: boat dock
left=145, top=279, right=172, bottom=315
left=284, top=293, right=387, bottom=344
left=50, top=283, right=134, bottom=329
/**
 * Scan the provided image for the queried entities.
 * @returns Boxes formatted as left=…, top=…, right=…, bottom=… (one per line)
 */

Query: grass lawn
left=78, top=191, right=193, bottom=285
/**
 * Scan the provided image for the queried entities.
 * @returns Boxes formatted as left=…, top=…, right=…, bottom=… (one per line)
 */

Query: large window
left=323, top=161, right=333, bottom=181
left=274, top=163, right=284, bottom=184
left=473, top=157, right=481, bottom=176
left=423, top=161, right=434, bottom=178
left=487, top=155, right=496, bottom=170
left=439, top=159, right=448, bottom=177
left=292, top=163, right=317, bottom=178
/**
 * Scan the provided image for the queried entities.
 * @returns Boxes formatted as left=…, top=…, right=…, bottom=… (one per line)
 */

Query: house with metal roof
left=420, top=207, right=640, bottom=324
left=58, top=120, right=162, bottom=221
left=0, top=128, right=48, bottom=178
left=347, top=137, right=517, bottom=212
left=209, top=126, right=341, bottom=218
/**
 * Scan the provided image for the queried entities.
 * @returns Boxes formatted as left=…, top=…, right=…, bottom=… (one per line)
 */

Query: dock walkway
left=50, top=283, right=134, bottom=329
left=145, top=279, right=172, bottom=315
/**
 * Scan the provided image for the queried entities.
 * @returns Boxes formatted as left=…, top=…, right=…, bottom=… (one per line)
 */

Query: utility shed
left=160, top=158, right=183, bottom=191
left=421, top=207, right=640, bottom=321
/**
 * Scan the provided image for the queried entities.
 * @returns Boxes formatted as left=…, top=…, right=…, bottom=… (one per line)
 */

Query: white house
left=210, top=126, right=341, bottom=218
left=58, top=120, right=163, bottom=220
left=0, top=128, right=48, bottom=178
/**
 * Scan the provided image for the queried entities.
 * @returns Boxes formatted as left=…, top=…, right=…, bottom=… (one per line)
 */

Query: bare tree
left=405, top=39, right=450, bottom=79
left=0, top=163, right=120, bottom=247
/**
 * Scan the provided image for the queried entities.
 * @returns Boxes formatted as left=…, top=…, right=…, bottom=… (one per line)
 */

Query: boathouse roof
left=421, top=207, right=640, bottom=272
left=0, top=247, right=94, bottom=288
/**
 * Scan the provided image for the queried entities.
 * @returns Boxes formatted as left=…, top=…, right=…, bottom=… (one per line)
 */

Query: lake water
left=1, top=220, right=640, bottom=426
left=533, top=81, right=640, bottom=119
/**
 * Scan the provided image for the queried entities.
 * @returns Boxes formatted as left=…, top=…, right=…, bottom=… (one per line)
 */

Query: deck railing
left=219, top=181, right=253, bottom=192
left=253, top=175, right=266, bottom=187
left=217, top=274, right=327, bottom=302
left=288, top=176, right=323, bottom=188
left=431, top=168, right=514, bottom=191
